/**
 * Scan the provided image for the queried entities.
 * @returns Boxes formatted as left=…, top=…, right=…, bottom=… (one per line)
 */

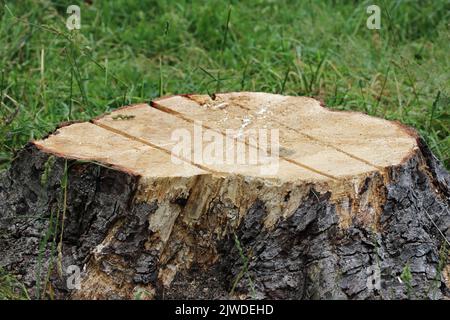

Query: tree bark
left=0, top=93, right=449, bottom=300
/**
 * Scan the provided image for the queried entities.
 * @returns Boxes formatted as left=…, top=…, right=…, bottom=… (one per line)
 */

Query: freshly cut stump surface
left=1, top=92, right=449, bottom=299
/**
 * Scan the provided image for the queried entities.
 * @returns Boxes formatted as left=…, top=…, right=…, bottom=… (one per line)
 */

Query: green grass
left=230, top=232, right=256, bottom=298
left=0, top=0, right=449, bottom=171
left=0, top=267, right=29, bottom=300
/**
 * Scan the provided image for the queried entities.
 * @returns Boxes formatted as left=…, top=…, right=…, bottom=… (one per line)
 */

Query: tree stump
left=1, top=92, right=449, bottom=300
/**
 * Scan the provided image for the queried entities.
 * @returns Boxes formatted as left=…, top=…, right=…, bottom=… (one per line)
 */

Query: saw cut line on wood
left=1, top=92, right=449, bottom=299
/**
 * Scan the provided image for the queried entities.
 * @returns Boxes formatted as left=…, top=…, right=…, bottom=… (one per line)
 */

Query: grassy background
left=0, top=0, right=449, bottom=170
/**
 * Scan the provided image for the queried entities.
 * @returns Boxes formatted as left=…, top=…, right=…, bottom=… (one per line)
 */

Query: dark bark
left=1, top=140, right=449, bottom=300
left=0, top=144, right=140, bottom=299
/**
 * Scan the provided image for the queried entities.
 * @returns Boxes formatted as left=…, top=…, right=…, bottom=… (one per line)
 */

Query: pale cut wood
left=152, top=93, right=417, bottom=168
left=33, top=92, right=418, bottom=182
left=34, top=122, right=206, bottom=178
left=0, top=92, right=449, bottom=300
left=95, top=103, right=376, bottom=179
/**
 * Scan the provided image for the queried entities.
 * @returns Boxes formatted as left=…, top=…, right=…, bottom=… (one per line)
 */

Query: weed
left=112, top=114, right=136, bottom=120
left=428, top=242, right=449, bottom=299
left=400, top=262, right=414, bottom=299
left=230, top=232, right=256, bottom=298
left=0, top=267, right=29, bottom=300
left=40, top=155, right=56, bottom=186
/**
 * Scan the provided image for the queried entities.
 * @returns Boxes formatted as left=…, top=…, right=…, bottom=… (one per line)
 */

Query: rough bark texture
left=0, top=93, right=449, bottom=300
left=1, top=140, right=449, bottom=300
left=0, top=143, right=141, bottom=299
